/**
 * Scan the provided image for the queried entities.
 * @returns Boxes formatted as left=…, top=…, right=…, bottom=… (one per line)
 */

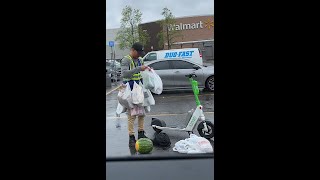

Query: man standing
left=121, top=42, right=150, bottom=147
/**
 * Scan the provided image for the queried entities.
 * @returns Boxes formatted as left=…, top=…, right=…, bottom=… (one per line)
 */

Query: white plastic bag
left=150, top=69, right=163, bottom=94
left=173, top=140, right=189, bottom=153
left=186, top=134, right=213, bottom=153
left=116, top=102, right=127, bottom=115
left=131, top=81, right=144, bottom=106
left=141, top=70, right=155, bottom=90
left=144, top=106, right=151, bottom=113
left=173, top=134, right=213, bottom=154
left=117, top=83, right=134, bottom=109
left=142, top=87, right=155, bottom=106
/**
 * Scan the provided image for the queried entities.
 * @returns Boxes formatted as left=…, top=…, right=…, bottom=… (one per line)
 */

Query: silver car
left=106, top=60, right=122, bottom=82
left=145, top=59, right=214, bottom=91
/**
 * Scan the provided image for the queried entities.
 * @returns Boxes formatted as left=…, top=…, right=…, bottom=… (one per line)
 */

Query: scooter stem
left=189, top=78, right=201, bottom=106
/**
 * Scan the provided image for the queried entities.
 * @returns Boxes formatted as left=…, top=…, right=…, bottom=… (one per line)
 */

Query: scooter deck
left=152, top=125, right=187, bottom=131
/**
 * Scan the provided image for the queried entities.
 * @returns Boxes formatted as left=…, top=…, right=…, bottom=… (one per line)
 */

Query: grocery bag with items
left=141, top=69, right=163, bottom=94
left=173, top=134, right=213, bottom=154
left=115, top=68, right=163, bottom=116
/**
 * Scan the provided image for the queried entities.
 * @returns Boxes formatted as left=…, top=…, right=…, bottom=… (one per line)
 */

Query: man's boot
left=138, top=130, right=148, bottom=139
left=129, top=135, right=136, bottom=147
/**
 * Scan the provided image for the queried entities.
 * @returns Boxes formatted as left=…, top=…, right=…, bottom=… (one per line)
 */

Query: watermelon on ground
left=135, top=138, right=153, bottom=154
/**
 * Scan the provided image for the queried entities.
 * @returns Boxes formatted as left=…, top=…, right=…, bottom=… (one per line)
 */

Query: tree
left=157, top=7, right=182, bottom=49
left=115, top=6, right=150, bottom=50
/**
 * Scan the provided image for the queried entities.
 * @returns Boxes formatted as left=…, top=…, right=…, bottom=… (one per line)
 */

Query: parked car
left=144, top=59, right=214, bottom=91
left=106, top=60, right=121, bottom=82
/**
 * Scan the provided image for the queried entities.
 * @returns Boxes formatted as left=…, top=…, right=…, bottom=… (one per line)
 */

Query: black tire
left=151, top=118, right=166, bottom=133
left=197, top=121, right=214, bottom=139
left=205, top=76, right=214, bottom=92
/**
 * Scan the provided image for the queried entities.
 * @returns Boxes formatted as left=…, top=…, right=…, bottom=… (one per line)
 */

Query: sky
left=106, top=0, right=214, bottom=29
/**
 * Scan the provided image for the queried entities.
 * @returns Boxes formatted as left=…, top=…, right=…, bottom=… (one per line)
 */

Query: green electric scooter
left=151, top=73, right=214, bottom=139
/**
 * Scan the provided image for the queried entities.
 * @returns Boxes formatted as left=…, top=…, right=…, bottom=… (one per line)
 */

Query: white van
left=142, top=48, right=203, bottom=65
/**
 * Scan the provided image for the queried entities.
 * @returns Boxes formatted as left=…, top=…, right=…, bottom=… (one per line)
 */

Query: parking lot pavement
left=106, top=89, right=214, bottom=157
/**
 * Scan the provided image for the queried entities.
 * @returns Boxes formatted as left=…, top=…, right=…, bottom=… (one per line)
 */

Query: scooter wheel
left=197, top=121, right=214, bottom=139
left=151, top=118, right=166, bottom=133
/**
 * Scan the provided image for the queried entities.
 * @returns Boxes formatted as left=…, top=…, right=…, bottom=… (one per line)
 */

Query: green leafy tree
left=157, top=7, right=182, bottom=49
left=115, top=6, right=149, bottom=50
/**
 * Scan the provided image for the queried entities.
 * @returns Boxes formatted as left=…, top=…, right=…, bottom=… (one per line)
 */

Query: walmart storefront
left=139, top=14, right=214, bottom=61
left=106, top=14, right=214, bottom=61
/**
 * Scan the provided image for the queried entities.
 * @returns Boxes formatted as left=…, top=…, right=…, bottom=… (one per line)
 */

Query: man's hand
left=141, top=65, right=151, bottom=71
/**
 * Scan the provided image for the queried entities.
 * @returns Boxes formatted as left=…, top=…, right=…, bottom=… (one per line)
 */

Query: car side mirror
left=193, top=65, right=200, bottom=70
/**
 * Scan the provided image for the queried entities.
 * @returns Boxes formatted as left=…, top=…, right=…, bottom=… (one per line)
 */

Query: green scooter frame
left=151, top=73, right=214, bottom=139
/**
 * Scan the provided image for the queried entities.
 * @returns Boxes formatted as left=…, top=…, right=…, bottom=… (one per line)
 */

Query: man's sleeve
left=121, top=57, right=142, bottom=79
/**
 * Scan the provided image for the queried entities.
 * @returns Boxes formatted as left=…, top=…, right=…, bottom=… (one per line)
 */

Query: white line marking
left=155, top=94, right=214, bottom=99
left=106, top=112, right=214, bottom=119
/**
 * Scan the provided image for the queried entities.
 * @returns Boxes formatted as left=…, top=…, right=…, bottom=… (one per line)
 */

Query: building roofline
left=107, top=14, right=214, bottom=30
left=171, top=39, right=214, bottom=45
left=140, top=14, right=214, bottom=25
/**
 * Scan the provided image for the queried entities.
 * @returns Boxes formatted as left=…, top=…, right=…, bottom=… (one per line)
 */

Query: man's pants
left=127, top=110, right=145, bottom=136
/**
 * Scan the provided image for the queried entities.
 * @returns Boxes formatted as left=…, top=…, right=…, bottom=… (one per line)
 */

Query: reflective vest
left=124, top=55, right=144, bottom=81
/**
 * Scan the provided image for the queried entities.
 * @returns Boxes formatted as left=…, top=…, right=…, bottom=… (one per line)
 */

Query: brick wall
left=139, top=15, right=214, bottom=52
left=170, top=15, right=214, bottom=43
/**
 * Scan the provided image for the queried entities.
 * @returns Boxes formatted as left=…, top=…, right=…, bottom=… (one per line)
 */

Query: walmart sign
left=168, top=21, right=203, bottom=31
left=168, top=18, right=214, bottom=31
left=164, top=50, right=194, bottom=58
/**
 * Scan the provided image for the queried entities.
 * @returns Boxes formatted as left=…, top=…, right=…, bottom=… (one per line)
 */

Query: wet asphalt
left=106, top=85, right=214, bottom=157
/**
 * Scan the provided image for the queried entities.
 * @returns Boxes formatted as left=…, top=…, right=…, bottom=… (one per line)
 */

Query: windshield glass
left=106, top=0, right=214, bottom=159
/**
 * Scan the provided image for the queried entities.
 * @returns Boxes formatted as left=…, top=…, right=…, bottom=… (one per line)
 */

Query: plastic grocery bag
left=186, top=134, right=213, bottom=153
left=117, top=83, right=134, bottom=109
left=116, top=102, right=127, bottom=115
left=130, top=106, right=145, bottom=116
left=142, top=86, right=155, bottom=106
left=141, top=70, right=155, bottom=90
left=141, top=69, right=162, bottom=94
left=173, top=140, right=189, bottom=154
left=131, top=81, right=144, bottom=106
left=173, top=134, right=213, bottom=154
left=144, top=106, right=151, bottom=113
left=150, top=69, right=163, bottom=94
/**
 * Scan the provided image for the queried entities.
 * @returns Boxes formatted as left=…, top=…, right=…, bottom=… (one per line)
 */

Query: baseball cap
left=132, top=42, right=145, bottom=57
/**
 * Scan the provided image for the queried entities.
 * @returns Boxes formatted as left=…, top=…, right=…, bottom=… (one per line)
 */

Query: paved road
left=106, top=89, right=214, bottom=157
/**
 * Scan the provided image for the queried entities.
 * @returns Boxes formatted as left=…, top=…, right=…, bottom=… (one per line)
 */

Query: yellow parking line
left=106, top=85, right=121, bottom=96
left=106, top=112, right=214, bottom=119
